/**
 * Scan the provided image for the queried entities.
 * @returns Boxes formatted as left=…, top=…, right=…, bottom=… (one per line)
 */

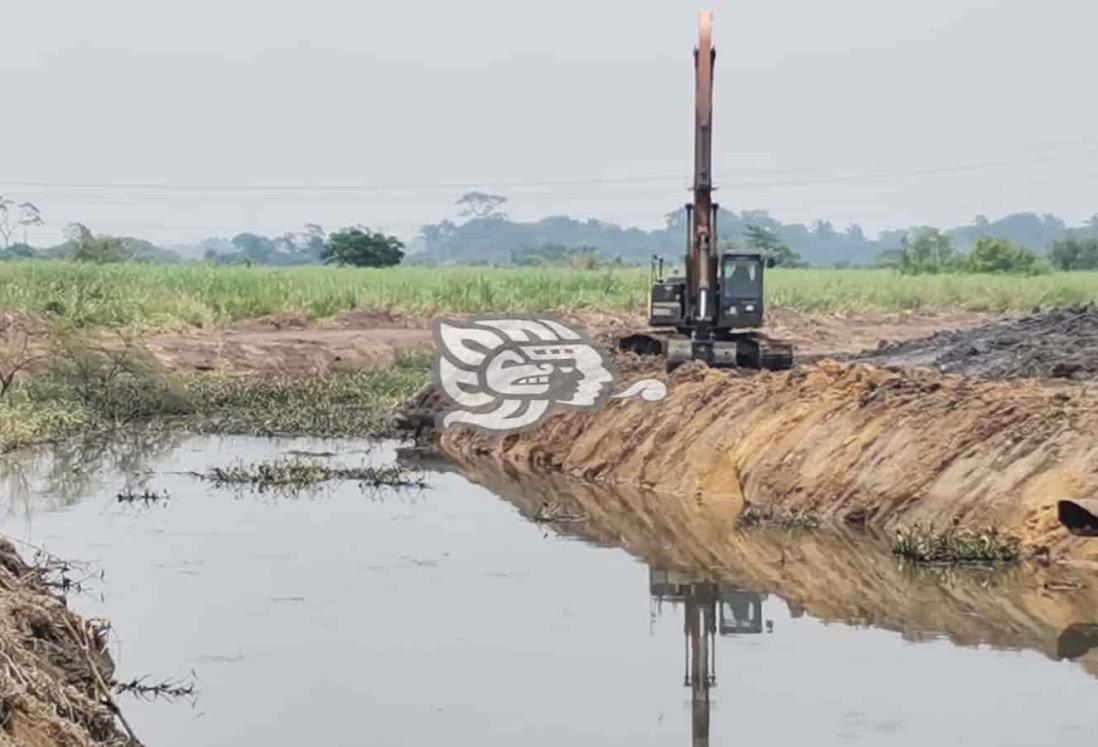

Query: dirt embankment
left=453, top=460, right=1098, bottom=679
left=441, top=360, right=1098, bottom=566
left=0, top=541, right=130, bottom=746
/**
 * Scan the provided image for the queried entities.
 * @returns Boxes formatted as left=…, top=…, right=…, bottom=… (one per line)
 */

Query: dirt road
left=140, top=307, right=997, bottom=375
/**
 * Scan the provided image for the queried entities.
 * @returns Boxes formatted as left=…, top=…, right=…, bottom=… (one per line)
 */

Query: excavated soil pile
left=440, top=361, right=1098, bottom=566
left=855, top=305, right=1098, bottom=381
left=0, top=540, right=129, bottom=746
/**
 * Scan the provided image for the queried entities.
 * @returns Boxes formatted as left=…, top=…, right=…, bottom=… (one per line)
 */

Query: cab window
left=722, top=258, right=761, bottom=298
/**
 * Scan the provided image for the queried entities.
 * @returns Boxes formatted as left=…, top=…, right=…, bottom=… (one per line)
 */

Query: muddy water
left=1, top=435, right=1098, bottom=746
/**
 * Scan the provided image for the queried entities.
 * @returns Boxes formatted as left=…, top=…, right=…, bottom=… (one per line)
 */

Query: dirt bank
left=855, top=305, right=1098, bottom=381
left=146, top=309, right=432, bottom=375
left=450, top=460, right=1098, bottom=679
left=0, top=540, right=131, bottom=746
left=440, top=361, right=1098, bottom=567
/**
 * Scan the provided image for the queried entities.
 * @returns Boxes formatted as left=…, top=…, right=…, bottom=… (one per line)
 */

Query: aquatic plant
left=200, top=457, right=426, bottom=492
left=893, top=522, right=1020, bottom=564
left=736, top=504, right=820, bottom=529
left=116, top=488, right=170, bottom=504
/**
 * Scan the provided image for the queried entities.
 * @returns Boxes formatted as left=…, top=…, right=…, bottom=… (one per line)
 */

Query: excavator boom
left=689, top=11, right=716, bottom=325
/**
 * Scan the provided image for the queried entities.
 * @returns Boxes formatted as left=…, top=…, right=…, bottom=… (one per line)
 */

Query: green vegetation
left=0, top=337, right=432, bottom=453
left=743, top=224, right=807, bottom=268
left=2, top=261, right=1098, bottom=332
left=1049, top=237, right=1098, bottom=271
left=200, top=457, right=425, bottom=492
left=893, top=523, right=1021, bottom=564
left=887, top=228, right=1048, bottom=275
left=185, top=355, right=431, bottom=437
left=322, top=228, right=405, bottom=267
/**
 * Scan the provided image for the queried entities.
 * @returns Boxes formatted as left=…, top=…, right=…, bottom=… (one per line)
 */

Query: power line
left=3, top=141, right=1096, bottom=195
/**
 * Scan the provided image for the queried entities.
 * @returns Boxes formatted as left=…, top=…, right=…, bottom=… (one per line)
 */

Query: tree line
left=4, top=189, right=1097, bottom=273
left=0, top=208, right=405, bottom=268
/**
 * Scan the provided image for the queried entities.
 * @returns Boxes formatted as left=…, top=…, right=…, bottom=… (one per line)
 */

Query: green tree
left=965, top=236, right=1044, bottom=274
left=894, top=228, right=960, bottom=275
left=743, top=224, right=806, bottom=267
left=323, top=228, right=404, bottom=267
left=1049, top=237, right=1098, bottom=270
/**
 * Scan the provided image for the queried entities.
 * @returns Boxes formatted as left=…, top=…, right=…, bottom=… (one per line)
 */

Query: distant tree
left=456, top=191, right=508, bottom=220
left=323, top=228, right=404, bottom=267
left=511, top=243, right=602, bottom=268
left=0, top=197, right=43, bottom=247
left=893, top=228, right=961, bottom=275
left=71, top=235, right=132, bottom=263
left=231, top=233, right=277, bottom=264
left=812, top=220, right=837, bottom=240
left=1049, top=237, right=1098, bottom=270
left=744, top=224, right=806, bottom=267
left=0, top=243, right=35, bottom=259
left=965, top=236, right=1045, bottom=274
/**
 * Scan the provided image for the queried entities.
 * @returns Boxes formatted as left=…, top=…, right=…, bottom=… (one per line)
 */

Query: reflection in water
left=649, top=570, right=769, bottom=747
left=453, top=456, right=1098, bottom=681
left=0, top=430, right=186, bottom=521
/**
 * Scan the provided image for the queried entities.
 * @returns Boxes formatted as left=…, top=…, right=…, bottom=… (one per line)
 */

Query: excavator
left=618, top=12, right=794, bottom=371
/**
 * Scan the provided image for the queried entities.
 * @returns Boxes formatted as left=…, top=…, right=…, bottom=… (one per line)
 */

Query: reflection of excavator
left=649, top=569, right=771, bottom=747
left=619, top=12, right=793, bottom=371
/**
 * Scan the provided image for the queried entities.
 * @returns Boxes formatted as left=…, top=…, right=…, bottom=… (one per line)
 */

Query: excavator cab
left=718, top=253, right=773, bottom=331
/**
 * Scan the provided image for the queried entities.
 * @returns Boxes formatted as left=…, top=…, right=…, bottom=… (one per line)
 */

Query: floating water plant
left=199, top=457, right=426, bottom=492
left=893, top=521, right=1020, bottom=564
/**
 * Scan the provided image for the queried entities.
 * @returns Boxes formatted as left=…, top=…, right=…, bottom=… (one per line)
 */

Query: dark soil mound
left=855, top=306, right=1098, bottom=381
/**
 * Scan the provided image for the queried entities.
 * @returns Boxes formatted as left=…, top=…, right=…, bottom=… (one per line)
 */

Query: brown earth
left=144, top=309, right=433, bottom=375
left=440, top=361, right=1098, bottom=568
left=0, top=540, right=130, bottom=746
left=5, top=306, right=997, bottom=377
left=143, top=307, right=996, bottom=376
left=447, top=459, right=1098, bottom=679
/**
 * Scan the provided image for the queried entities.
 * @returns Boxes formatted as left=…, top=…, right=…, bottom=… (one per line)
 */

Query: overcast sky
left=3, top=0, right=1097, bottom=244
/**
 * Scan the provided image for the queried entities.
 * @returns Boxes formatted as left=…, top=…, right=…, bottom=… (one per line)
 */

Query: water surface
left=1, top=434, right=1096, bottom=746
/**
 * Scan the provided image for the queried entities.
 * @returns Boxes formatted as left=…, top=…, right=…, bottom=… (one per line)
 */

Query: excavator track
left=620, top=332, right=793, bottom=372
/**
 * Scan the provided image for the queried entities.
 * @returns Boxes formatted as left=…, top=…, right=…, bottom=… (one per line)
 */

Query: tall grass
left=2, top=260, right=1096, bottom=329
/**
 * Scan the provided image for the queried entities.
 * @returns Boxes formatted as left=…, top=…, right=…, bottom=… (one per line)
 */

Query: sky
left=2, top=0, right=1097, bottom=245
